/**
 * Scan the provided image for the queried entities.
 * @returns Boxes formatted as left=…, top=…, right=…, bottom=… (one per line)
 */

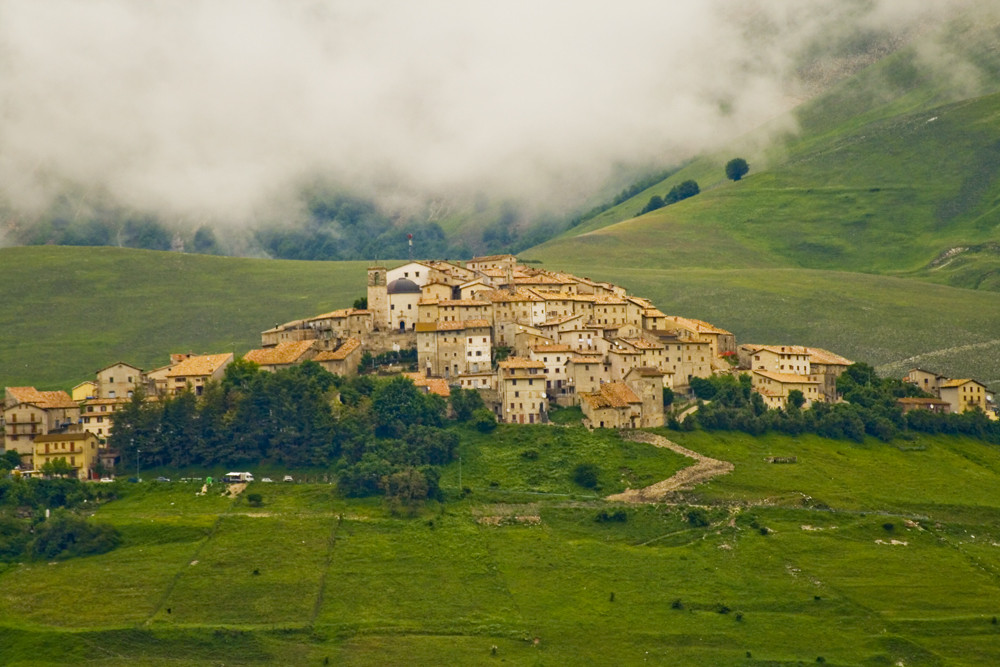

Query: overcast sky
left=0, top=0, right=988, bottom=225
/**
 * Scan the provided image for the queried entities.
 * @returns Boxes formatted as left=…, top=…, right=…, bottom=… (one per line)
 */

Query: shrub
left=686, top=508, right=710, bottom=527
left=572, top=463, right=600, bottom=489
left=247, top=493, right=263, bottom=507
left=472, top=408, right=497, bottom=433
left=520, top=449, right=539, bottom=460
left=28, top=511, right=121, bottom=560
left=595, top=509, right=627, bottom=523
left=725, top=157, right=749, bottom=181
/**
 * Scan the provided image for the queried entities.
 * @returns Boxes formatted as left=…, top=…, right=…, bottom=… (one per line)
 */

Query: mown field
left=3, top=429, right=1000, bottom=666
left=0, top=246, right=369, bottom=390
left=4, top=246, right=1000, bottom=396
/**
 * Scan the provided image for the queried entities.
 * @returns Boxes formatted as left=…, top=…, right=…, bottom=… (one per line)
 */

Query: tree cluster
left=684, top=365, right=1000, bottom=444
left=109, top=362, right=479, bottom=500
left=640, top=180, right=700, bottom=215
left=0, top=477, right=121, bottom=561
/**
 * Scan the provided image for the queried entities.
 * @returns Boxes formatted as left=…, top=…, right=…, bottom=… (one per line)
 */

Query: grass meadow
left=0, top=246, right=370, bottom=390
left=4, top=431, right=1000, bottom=665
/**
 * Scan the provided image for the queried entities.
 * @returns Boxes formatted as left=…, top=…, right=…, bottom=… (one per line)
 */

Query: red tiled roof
left=165, top=353, right=233, bottom=378
left=244, top=340, right=315, bottom=366
left=5, top=387, right=78, bottom=409
left=314, top=338, right=362, bottom=362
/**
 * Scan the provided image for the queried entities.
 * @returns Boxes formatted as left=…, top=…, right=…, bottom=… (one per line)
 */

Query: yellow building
left=80, top=397, right=130, bottom=441
left=33, top=432, right=100, bottom=480
left=939, top=379, right=989, bottom=415
left=497, top=357, right=547, bottom=424
left=3, top=387, right=80, bottom=461
left=751, top=371, right=822, bottom=410
left=71, top=381, right=97, bottom=401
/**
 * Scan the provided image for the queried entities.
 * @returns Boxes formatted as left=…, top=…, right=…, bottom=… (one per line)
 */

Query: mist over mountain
left=0, top=0, right=993, bottom=258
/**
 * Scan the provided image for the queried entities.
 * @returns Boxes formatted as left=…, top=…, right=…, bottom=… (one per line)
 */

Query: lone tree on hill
left=725, top=158, right=749, bottom=181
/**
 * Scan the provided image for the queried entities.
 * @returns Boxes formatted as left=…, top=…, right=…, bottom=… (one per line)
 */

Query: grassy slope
left=512, top=29, right=1000, bottom=393
left=4, top=431, right=1000, bottom=665
left=0, top=246, right=368, bottom=390
left=531, top=89, right=1000, bottom=280
left=3, top=246, right=999, bottom=393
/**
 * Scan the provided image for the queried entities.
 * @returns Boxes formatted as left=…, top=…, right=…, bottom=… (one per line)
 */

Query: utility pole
left=458, top=455, right=462, bottom=491
left=136, top=447, right=141, bottom=482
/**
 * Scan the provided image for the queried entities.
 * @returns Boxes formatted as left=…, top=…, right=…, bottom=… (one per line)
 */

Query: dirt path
left=606, top=431, right=733, bottom=503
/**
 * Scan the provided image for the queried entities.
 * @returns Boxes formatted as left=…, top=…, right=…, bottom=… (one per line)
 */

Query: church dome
left=387, top=277, right=421, bottom=295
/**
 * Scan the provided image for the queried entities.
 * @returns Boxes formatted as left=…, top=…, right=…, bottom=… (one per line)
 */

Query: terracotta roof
left=619, top=337, right=663, bottom=350
left=416, top=319, right=491, bottom=333
left=314, top=338, right=362, bottom=362
left=5, top=387, right=78, bottom=409
left=539, top=314, right=583, bottom=327
left=530, top=344, right=573, bottom=354
left=485, top=289, right=543, bottom=303
left=665, top=316, right=732, bottom=336
left=514, top=275, right=569, bottom=285
left=582, top=382, right=641, bottom=409
left=244, top=340, right=315, bottom=366
left=309, top=308, right=368, bottom=322
left=96, top=361, right=144, bottom=374
left=270, top=318, right=308, bottom=333
left=499, top=357, right=545, bottom=370
left=627, top=366, right=667, bottom=377
left=897, top=397, right=950, bottom=406
left=940, top=378, right=983, bottom=388
left=33, top=432, right=99, bottom=443
left=806, top=347, right=853, bottom=366
left=746, top=344, right=811, bottom=356
left=436, top=299, right=490, bottom=307
left=469, top=254, right=517, bottom=263
left=568, top=354, right=604, bottom=364
left=166, top=353, right=233, bottom=378
left=753, top=370, right=819, bottom=384
left=81, top=397, right=132, bottom=406
left=402, top=373, right=451, bottom=397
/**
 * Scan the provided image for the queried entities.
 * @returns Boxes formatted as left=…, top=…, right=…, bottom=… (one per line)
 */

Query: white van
left=223, top=472, right=254, bottom=483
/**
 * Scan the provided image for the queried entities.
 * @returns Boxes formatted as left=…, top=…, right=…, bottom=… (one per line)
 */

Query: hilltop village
left=2, top=254, right=996, bottom=480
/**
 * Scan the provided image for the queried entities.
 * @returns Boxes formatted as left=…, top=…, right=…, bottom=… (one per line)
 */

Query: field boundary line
left=309, top=513, right=344, bottom=626
left=142, top=489, right=240, bottom=626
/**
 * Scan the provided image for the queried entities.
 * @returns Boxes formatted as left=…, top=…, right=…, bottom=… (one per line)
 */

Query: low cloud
left=0, top=0, right=990, bottom=226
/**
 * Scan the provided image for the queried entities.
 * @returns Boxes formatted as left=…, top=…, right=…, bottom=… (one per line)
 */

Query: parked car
left=283, top=475, right=294, bottom=483
left=261, top=477, right=274, bottom=483
left=99, top=477, right=114, bottom=483
left=154, top=476, right=171, bottom=482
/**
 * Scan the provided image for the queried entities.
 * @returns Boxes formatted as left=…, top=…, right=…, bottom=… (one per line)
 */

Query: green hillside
left=543, top=20, right=1000, bottom=290
left=0, top=246, right=367, bottom=390
left=532, top=88, right=1000, bottom=286
left=5, top=430, right=1000, bottom=665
